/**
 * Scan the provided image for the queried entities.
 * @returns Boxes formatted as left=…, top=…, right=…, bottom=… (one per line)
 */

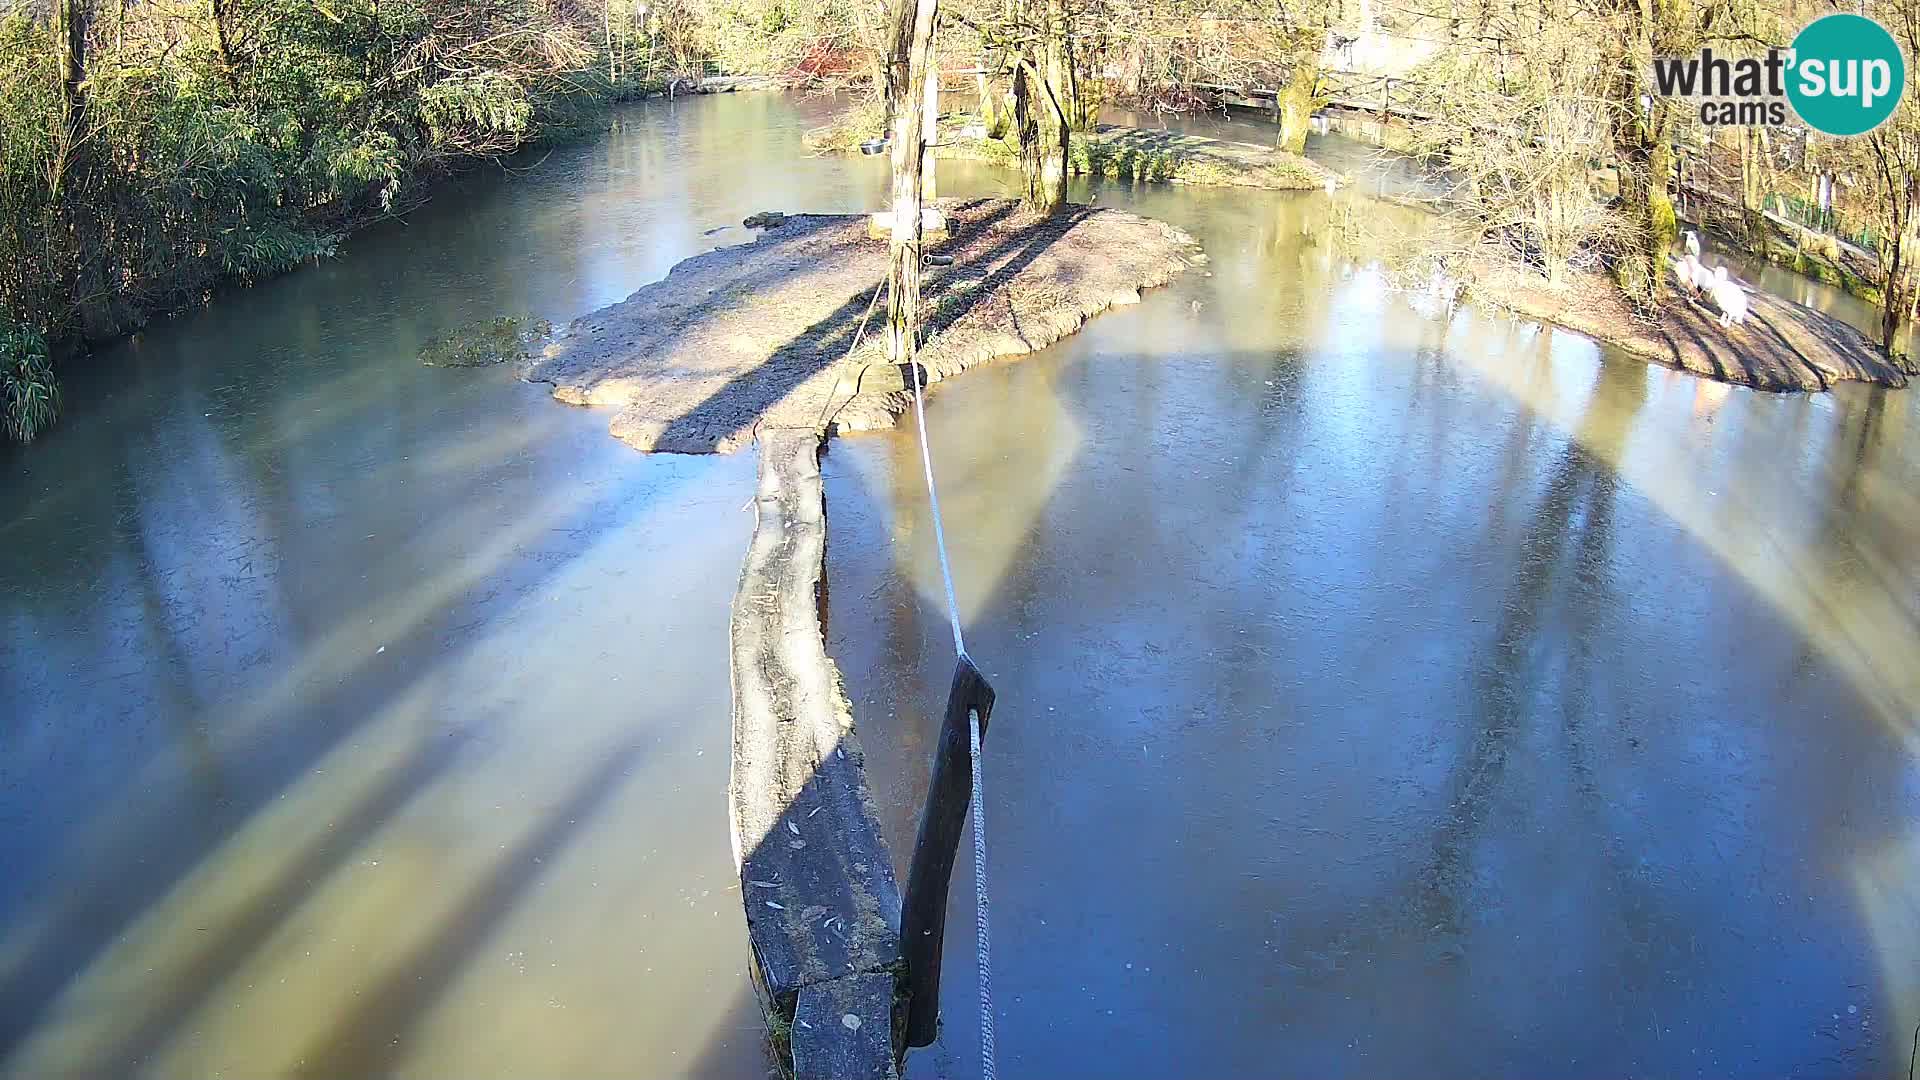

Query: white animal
left=1671, top=252, right=1714, bottom=298
left=1671, top=253, right=1699, bottom=295
left=1706, top=265, right=1748, bottom=327
left=1683, top=229, right=1702, bottom=259
left=1689, top=257, right=1716, bottom=296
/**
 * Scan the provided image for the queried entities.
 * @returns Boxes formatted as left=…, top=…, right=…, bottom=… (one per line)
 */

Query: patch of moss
left=765, top=1004, right=794, bottom=1079
left=803, top=97, right=888, bottom=154
left=420, top=315, right=553, bottom=367
left=919, top=111, right=1326, bottom=190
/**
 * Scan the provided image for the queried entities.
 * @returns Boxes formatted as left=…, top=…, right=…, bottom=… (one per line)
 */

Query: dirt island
left=524, top=197, right=1203, bottom=453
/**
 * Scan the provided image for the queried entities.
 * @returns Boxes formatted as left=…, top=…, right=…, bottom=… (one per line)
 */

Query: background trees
left=3, top=0, right=1914, bottom=443
left=0, top=0, right=692, bottom=440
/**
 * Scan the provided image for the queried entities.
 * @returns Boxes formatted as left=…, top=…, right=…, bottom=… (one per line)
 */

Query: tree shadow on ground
left=646, top=199, right=1083, bottom=453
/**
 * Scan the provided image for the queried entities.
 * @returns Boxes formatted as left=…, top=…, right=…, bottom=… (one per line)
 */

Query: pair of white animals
left=1671, top=230, right=1748, bottom=328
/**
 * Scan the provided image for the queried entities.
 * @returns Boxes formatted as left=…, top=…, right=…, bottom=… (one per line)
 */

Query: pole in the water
left=900, top=654, right=995, bottom=1047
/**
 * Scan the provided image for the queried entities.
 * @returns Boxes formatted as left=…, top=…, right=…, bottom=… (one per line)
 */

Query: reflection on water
left=4, top=90, right=1916, bottom=1079
left=0, top=92, right=899, bottom=1078
left=825, top=172, right=1920, bottom=1077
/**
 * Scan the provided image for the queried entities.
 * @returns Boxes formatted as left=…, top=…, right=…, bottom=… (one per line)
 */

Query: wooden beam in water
left=900, top=655, right=996, bottom=1048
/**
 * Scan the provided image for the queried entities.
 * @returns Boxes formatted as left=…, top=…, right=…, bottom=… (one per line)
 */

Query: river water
left=2, top=92, right=1916, bottom=1079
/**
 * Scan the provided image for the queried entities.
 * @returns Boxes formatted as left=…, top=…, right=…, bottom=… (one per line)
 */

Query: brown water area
left=825, top=168, right=1920, bottom=1077
left=3, top=91, right=1917, bottom=1079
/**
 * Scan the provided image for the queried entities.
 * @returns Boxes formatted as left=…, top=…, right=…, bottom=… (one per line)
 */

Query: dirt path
left=1469, top=258, right=1915, bottom=392
left=932, top=122, right=1336, bottom=191
left=524, top=198, right=1201, bottom=453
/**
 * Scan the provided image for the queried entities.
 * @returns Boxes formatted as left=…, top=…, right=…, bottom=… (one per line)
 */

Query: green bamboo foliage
left=0, top=323, right=57, bottom=444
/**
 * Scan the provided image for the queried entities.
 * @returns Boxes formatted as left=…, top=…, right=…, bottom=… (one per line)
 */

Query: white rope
left=907, top=357, right=967, bottom=660
left=969, top=706, right=996, bottom=1080
left=905, top=337, right=994, bottom=1079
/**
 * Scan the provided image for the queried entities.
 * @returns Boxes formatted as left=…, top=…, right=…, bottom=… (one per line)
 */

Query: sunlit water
left=0, top=93, right=890, bottom=1079
left=3, top=92, right=1917, bottom=1079
left=823, top=141, right=1920, bottom=1076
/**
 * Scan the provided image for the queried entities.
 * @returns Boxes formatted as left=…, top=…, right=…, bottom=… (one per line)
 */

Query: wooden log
left=900, top=654, right=996, bottom=1048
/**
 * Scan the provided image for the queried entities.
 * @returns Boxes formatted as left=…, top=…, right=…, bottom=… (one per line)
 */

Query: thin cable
left=906, top=349, right=967, bottom=659
left=969, top=706, right=996, bottom=1080
left=901, top=252, right=989, bottom=1077
left=812, top=281, right=888, bottom=433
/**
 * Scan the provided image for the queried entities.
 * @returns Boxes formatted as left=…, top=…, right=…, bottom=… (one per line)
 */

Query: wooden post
left=900, top=655, right=996, bottom=1048
left=923, top=57, right=939, bottom=202
left=884, top=0, right=939, bottom=365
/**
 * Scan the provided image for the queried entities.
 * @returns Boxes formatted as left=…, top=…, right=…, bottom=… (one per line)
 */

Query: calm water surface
left=3, top=92, right=1917, bottom=1079
left=0, top=93, right=883, bottom=1079
left=825, top=157, right=1920, bottom=1077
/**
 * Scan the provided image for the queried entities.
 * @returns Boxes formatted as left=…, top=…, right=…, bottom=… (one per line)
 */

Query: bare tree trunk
left=885, top=0, right=940, bottom=365
left=605, top=0, right=616, bottom=81
left=1609, top=0, right=1675, bottom=305
left=1015, top=0, right=1068, bottom=216
left=1122, top=37, right=1144, bottom=96
left=922, top=59, right=938, bottom=201
left=1276, top=30, right=1321, bottom=154
left=54, top=0, right=89, bottom=159
left=1740, top=125, right=1769, bottom=244
left=210, top=0, right=240, bottom=84
left=1881, top=178, right=1915, bottom=350
left=977, top=68, right=1003, bottom=137
left=51, top=0, right=104, bottom=336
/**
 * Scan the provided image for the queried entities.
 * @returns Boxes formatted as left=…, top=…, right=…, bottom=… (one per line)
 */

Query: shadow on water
left=1409, top=353, right=1643, bottom=950
left=0, top=410, right=666, bottom=1071
left=821, top=285, right=1920, bottom=1078
left=88, top=726, right=485, bottom=1071
left=289, top=743, right=646, bottom=1079
left=0, top=93, right=802, bottom=1078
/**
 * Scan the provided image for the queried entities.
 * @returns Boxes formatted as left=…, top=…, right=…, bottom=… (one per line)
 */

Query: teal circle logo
left=1786, top=14, right=1905, bottom=136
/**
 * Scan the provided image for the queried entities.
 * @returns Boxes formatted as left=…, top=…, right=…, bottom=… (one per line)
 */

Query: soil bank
left=804, top=110, right=1333, bottom=192
left=931, top=121, right=1336, bottom=191
left=1466, top=255, right=1916, bottom=392
left=524, top=197, right=1203, bottom=452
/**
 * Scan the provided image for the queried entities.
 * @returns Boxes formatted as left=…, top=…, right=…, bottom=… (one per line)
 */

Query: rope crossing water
left=968, top=696, right=996, bottom=1080
left=906, top=348, right=997, bottom=1080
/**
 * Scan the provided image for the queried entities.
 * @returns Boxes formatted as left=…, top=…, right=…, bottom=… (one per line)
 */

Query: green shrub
left=1, top=322, right=57, bottom=444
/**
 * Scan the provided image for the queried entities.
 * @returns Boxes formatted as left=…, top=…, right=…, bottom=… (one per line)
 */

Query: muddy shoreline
left=1464, top=254, right=1915, bottom=392
left=524, top=197, right=1202, bottom=453
left=804, top=110, right=1332, bottom=192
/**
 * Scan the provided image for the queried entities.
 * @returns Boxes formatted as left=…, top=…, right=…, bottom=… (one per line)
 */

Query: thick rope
left=905, top=322, right=993, bottom=1079
left=969, top=706, right=996, bottom=1080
